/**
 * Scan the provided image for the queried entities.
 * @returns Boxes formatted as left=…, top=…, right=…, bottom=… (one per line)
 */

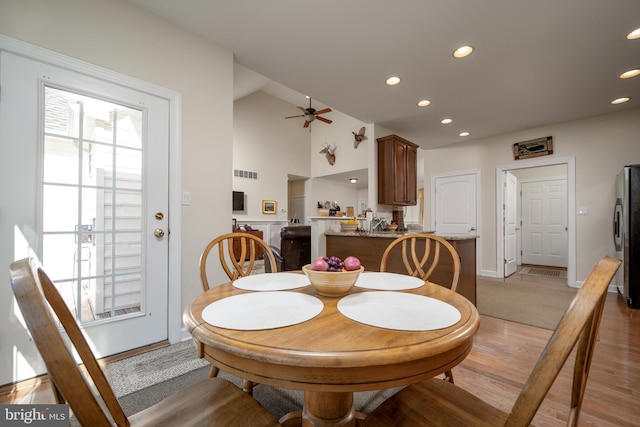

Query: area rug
left=118, top=366, right=400, bottom=420
left=108, top=340, right=208, bottom=397
left=520, top=266, right=567, bottom=279
left=476, top=278, right=577, bottom=330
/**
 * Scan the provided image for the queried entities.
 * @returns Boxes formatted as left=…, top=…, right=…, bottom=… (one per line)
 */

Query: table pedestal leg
left=302, top=391, right=356, bottom=427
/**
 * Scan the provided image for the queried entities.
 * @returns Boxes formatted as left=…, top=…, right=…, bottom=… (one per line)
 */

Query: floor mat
left=520, top=267, right=567, bottom=279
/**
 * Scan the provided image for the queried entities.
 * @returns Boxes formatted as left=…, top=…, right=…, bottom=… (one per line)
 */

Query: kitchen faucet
left=370, top=217, right=384, bottom=233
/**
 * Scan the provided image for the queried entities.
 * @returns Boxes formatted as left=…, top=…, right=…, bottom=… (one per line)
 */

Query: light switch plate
left=182, top=191, right=191, bottom=205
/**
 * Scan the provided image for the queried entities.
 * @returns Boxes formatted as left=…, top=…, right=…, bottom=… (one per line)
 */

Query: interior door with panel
left=0, top=51, right=169, bottom=357
left=434, top=173, right=478, bottom=235
left=521, top=179, right=568, bottom=267
left=504, top=171, right=518, bottom=276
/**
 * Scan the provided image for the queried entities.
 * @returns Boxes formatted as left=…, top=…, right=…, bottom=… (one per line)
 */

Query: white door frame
left=0, top=34, right=183, bottom=345
left=496, top=156, right=575, bottom=286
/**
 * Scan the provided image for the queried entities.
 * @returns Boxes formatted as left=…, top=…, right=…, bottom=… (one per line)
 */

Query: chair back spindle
left=380, top=233, right=461, bottom=291
left=200, top=232, right=277, bottom=290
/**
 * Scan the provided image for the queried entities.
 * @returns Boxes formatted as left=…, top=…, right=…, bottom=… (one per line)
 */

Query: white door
left=521, top=179, right=568, bottom=267
left=1, top=51, right=169, bottom=357
left=434, top=173, right=477, bottom=234
left=504, top=171, right=518, bottom=276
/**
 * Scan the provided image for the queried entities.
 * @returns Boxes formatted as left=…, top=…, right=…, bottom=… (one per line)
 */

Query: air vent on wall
left=233, top=169, right=258, bottom=179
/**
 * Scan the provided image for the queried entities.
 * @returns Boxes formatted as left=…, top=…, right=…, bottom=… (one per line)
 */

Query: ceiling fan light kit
left=285, top=98, right=332, bottom=128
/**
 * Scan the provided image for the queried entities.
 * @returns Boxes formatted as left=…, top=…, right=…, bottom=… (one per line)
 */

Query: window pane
left=43, top=136, right=79, bottom=185
left=114, top=146, right=142, bottom=189
left=44, top=86, right=79, bottom=138
left=42, top=234, right=79, bottom=279
left=115, top=109, right=143, bottom=149
left=42, top=185, right=78, bottom=232
left=102, top=190, right=142, bottom=231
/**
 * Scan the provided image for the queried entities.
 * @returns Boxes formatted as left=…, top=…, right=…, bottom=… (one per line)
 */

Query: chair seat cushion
left=129, top=377, right=280, bottom=427
left=364, top=378, right=508, bottom=427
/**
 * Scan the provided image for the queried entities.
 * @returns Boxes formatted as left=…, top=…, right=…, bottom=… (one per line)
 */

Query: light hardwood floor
left=1, top=271, right=637, bottom=426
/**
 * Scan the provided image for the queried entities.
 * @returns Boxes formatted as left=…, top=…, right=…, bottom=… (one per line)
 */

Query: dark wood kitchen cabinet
left=377, top=134, right=418, bottom=206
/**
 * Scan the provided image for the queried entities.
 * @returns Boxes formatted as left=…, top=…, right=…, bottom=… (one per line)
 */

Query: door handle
left=154, top=228, right=165, bottom=238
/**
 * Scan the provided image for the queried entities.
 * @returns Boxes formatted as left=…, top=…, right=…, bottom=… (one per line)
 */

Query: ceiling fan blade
left=303, top=121, right=310, bottom=128
left=315, top=108, right=332, bottom=115
left=285, top=114, right=305, bottom=119
left=316, top=116, right=333, bottom=124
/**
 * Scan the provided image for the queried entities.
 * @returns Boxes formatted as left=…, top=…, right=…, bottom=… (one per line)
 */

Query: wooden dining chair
left=380, top=233, right=460, bottom=291
left=380, top=233, right=461, bottom=382
left=199, top=231, right=278, bottom=290
left=199, top=232, right=277, bottom=394
left=9, top=258, right=282, bottom=427
left=363, top=256, right=621, bottom=427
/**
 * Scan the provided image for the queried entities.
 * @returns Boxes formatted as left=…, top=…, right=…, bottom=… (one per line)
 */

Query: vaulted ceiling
left=127, top=0, right=639, bottom=149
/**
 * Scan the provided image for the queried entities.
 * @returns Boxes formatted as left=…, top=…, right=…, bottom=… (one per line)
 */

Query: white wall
left=233, top=91, right=311, bottom=221
left=310, top=109, right=369, bottom=178
left=423, top=107, right=640, bottom=282
left=0, top=0, right=234, bottom=385
left=308, top=109, right=370, bottom=216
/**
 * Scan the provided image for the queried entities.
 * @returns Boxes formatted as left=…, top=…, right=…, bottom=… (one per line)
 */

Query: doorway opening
left=496, top=157, right=576, bottom=286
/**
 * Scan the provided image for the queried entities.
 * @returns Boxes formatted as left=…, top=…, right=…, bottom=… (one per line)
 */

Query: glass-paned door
left=1, top=51, right=169, bottom=358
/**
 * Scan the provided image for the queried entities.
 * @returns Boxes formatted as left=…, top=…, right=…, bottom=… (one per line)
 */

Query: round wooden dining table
left=183, top=277, right=479, bottom=427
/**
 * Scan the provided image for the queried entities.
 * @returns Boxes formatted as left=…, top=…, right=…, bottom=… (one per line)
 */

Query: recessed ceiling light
left=453, top=45, right=473, bottom=58
left=620, top=69, right=640, bottom=79
left=611, top=97, right=631, bottom=105
left=417, top=99, right=431, bottom=107
left=385, top=76, right=401, bottom=86
left=441, top=118, right=453, bottom=124
left=349, top=177, right=358, bottom=184
left=459, top=131, right=470, bottom=137
left=627, top=28, right=640, bottom=40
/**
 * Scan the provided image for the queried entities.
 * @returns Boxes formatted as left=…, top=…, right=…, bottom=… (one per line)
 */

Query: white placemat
left=202, top=291, right=323, bottom=330
left=355, top=272, right=425, bottom=290
left=233, top=272, right=310, bottom=291
left=337, top=291, right=461, bottom=331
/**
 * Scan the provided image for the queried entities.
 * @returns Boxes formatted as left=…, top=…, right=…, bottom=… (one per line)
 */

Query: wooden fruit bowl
left=302, top=265, right=364, bottom=297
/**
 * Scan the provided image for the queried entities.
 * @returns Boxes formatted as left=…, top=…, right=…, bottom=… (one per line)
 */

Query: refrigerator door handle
left=614, top=198, right=623, bottom=252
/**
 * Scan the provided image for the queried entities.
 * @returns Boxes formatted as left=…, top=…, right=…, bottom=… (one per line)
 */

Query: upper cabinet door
left=377, top=134, right=418, bottom=206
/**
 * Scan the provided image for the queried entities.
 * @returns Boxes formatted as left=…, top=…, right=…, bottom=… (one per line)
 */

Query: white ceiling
left=127, top=0, right=639, bottom=149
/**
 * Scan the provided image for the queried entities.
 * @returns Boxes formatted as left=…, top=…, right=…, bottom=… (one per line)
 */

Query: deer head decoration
left=352, top=126, right=367, bottom=148
left=320, top=143, right=337, bottom=165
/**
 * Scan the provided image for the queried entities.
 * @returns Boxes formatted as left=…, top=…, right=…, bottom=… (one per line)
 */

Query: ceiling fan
left=285, top=98, right=332, bottom=128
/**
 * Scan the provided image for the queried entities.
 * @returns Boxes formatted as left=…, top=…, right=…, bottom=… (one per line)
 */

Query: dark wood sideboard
left=232, top=230, right=264, bottom=260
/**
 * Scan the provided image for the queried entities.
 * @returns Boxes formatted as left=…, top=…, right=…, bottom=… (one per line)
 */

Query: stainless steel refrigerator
left=614, top=165, right=640, bottom=309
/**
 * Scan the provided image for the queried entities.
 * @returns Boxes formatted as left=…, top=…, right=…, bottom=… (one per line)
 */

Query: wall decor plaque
left=513, top=136, right=553, bottom=160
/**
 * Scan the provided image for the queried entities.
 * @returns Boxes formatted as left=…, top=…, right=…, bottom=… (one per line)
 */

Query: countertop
left=324, top=230, right=479, bottom=240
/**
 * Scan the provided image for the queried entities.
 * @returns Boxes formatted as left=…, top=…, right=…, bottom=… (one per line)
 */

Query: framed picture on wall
left=513, top=136, right=553, bottom=160
left=262, top=200, right=276, bottom=214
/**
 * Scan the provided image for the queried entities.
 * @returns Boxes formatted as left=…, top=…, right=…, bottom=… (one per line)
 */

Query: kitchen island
left=325, top=231, right=478, bottom=305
